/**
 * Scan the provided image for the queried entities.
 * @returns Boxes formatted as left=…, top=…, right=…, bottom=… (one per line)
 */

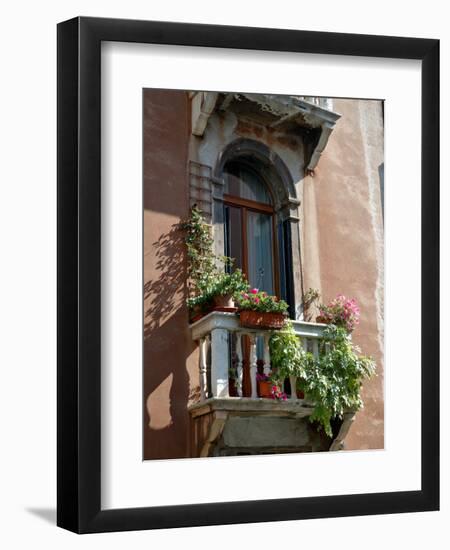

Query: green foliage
left=180, top=206, right=217, bottom=301
left=269, top=321, right=313, bottom=380
left=236, top=289, right=289, bottom=314
left=270, top=323, right=376, bottom=438
left=181, top=207, right=249, bottom=311
left=186, top=293, right=213, bottom=313
left=209, top=266, right=249, bottom=298
left=303, top=325, right=376, bottom=437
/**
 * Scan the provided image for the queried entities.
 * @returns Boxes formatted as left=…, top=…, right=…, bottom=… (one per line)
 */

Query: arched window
left=223, top=160, right=278, bottom=296
left=215, top=138, right=298, bottom=319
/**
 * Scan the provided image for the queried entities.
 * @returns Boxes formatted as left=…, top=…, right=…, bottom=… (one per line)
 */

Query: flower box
left=239, top=310, right=286, bottom=330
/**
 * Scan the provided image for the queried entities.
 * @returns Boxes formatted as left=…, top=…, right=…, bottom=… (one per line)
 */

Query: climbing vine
left=180, top=205, right=218, bottom=305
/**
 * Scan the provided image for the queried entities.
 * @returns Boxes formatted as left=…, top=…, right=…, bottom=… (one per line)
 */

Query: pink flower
left=254, top=297, right=260, bottom=303
left=250, top=288, right=259, bottom=294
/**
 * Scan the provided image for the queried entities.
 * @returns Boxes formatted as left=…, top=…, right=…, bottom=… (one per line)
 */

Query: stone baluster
left=235, top=332, right=243, bottom=397
left=312, top=338, right=319, bottom=359
left=199, top=336, right=208, bottom=399
left=263, top=333, right=271, bottom=376
left=210, top=328, right=229, bottom=398
left=249, top=334, right=258, bottom=399
left=289, top=375, right=297, bottom=400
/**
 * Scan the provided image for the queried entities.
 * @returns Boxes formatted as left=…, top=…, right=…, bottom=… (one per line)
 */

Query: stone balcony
left=189, top=310, right=326, bottom=400
left=188, top=312, right=355, bottom=457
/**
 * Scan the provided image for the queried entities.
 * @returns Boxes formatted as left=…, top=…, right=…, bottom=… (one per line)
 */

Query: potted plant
left=256, top=372, right=273, bottom=397
left=317, top=294, right=360, bottom=332
left=208, top=266, right=249, bottom=310
left=236, top=289, right=289, bottom=329
left=187, top=294, right=211, bottom=322
left=182, top=207, right=250, bottom=318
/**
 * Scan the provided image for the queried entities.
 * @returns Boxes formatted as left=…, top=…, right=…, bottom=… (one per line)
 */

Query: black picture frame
left=57, top=16, right=439, bottom=533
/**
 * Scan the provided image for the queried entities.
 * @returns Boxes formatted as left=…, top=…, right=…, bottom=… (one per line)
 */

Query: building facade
left=143, top=89, right=384, bottom=460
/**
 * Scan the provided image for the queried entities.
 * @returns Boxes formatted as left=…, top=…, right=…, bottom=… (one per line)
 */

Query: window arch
left=214, top=138, right=297, bottom=212
left=215, top=138, right=299, bottom=317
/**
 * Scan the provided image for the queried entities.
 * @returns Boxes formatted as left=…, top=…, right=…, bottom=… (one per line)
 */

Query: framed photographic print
left=57, top=16, right=439, bottom=533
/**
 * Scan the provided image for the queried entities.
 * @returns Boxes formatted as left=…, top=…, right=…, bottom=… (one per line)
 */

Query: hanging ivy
left=303, top=325, right=376, bottom=437
left=270, top=323, right=376, bottom=438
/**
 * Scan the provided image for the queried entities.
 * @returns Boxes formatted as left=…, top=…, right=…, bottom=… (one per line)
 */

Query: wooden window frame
left=223, top=193, right=281, bottom=297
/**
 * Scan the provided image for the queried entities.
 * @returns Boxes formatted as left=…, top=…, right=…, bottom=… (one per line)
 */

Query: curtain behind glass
left=224, top=163, right=271, bottom=205
left=246, top=211, right=274, bottom=294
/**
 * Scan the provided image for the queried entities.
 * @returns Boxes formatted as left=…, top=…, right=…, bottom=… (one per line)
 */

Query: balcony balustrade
left=190, top=311, right=327, bottom=401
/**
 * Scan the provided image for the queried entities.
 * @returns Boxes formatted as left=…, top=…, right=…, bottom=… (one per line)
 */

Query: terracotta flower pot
left=213, top=294, right=235, bottom=309
left=239, top=310, right=286, bottom=330
left=258, top=380, right=273, bottom=398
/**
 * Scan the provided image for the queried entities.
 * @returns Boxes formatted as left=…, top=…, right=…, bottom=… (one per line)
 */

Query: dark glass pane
left=246, top=211, right=274, bottom=294
left=224, top=204, right=243, bottom=270
left=224, top=162, right=271, bottom=205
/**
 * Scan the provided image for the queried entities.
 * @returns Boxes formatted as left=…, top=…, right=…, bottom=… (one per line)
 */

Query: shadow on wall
left=144, top=223, right=185, bottom=337
left=143, top=223, right=196, bottom=460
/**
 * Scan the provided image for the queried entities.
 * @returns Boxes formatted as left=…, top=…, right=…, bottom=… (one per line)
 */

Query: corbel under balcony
left=189, top=398, right=355, bottom=457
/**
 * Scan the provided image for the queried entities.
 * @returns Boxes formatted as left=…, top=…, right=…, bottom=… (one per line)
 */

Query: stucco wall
left=302, top=98, right=385, bottom=450
left=143, top=89, right=198, bottom=460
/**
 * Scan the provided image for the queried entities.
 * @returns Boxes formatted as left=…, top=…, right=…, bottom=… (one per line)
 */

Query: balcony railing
left=190, top=311, right=326, bottom=401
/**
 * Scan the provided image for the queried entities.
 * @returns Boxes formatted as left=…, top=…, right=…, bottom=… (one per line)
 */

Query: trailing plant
left=236, top=288, right=289, bottom=314
left=318, top=294, right=360, bottom=332
left=269, top=321, right=313, bottom=380
left=302, top=325, right=376, bottom=437
left=270, top=322, right=375, bottom=437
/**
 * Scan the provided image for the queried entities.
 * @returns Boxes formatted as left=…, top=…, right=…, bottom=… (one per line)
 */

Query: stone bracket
left=200, top=411, right=228, bottom=458
left=191, top=92, right=219, bottom=137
